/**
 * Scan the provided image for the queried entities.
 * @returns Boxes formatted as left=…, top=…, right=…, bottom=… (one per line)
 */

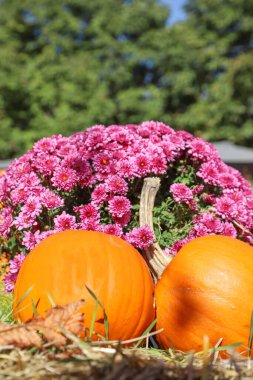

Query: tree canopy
left=0, top=0, right=252, bottom=158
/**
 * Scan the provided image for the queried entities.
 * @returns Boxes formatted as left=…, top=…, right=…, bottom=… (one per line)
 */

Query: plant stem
left=139, top=177, right=173, bottom=282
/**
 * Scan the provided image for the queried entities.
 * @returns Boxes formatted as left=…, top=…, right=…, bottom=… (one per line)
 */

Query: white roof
left=0, top=159, right=13, bottom=169
left=212, top=141, right=253, bottom=163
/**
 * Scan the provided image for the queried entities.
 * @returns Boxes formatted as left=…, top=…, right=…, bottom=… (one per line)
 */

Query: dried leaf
left=0, top=323, right=11, bottom=333
left=0, top=300, right=85, bottom=349
left=44, top=299, right=84, bottom=334
left=28, top=319, right=66, bottom=348
left=28, top=300, right=85, bottom=348
left=0, top=324, right=42, bottom=348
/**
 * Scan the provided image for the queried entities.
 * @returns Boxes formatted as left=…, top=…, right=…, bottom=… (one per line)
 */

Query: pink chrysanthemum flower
left=218, top=173, right=240, bottom=189
left=141, top=121, right=173, bottom=136
left=150, top=155, right=167, bottom=175
left=40, top=189, right=64, bottom=209
left=124, top=225, right=154, bottom=250
left=7, top=161, right=32, bottom=181
left=136, top=125, right=152, bottom=138
left=116, top=159, right=136, bottom=179
left=20, top=172, right=41, bottom=189
left=246, top=196, right=253, bottom=211
left=71, top=159, right=93, bottom=183
left=188, top=138, right=218, bottom=161
left=170, top=183, right=194, bottom=204
left=197, top=162, right=220, bottom=185
left=22, top=230, right=41, bottom=251
left=221, top=222, right=237, bottom=238
left=35, top=230, right=56, bottom=245
left=134, top=154, right=151, bottom=176
left=12, top=211, right=38, bottom=229
left=33, top=153, right=61, bottom=176
left=170, top=237, right=192, bottom=255
left=57, top=141, right=78, bottom=158
left=3, top=253, right=26, bottom=293
left=9, top=253, right=26, bottom=273
left=110, top=128, right=133, bottom=146
left=3, top=272, right=18, bottom=293
left=112, top=211, right=131, bottom=226
left=85, top=131, right=108, bottom=151
left=102, top=224, right=123, bottom=237
left=91, top=184, right=108, bottom=205
left=75, top=204, right=99, bottom=221
left=52, top=167, right=78, bottom=191
left=214, top=196, right=236, bottom=219
left=79, top=219, right=101, bottom=231
left=166, top=133, right=185, bottom=150
left=193, top=212, right=223, bottom=233
left=189, top=224, right=209, bottom=239
left=32, top=136, right=58, bottom=154
left=54, top=211, right=78, bottom=231
left=21, top=196, right=42, bottom=219
left=160, top=144, right=177, bottom=162
left=11, top=185, right=29, bottom=205
left=0, top=207, right=13, bottom=237
left=108, top=196, right=131, bottom=218
left=105, top=175, right=128, bottom=195
left=92, top=152, right=113, bottom=173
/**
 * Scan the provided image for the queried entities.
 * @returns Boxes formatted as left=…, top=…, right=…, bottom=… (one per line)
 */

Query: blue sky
left=160, top=0, right=187, bottom=25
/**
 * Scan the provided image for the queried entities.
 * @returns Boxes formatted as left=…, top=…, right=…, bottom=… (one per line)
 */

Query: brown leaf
left=44, top=299, right=85, bottom=333
left=28, top=300, right=85, bottom=348
left=0, top=324, right=42, bottom=348
left=0, top=323, right=11, bottom=333
left=0, top=300, right=85, bottom=350
left=28, top=319, right=67, bottom=348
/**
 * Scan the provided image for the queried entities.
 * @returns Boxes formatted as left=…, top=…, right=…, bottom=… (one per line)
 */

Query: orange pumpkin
left=155, top=235, right=253, bottom=356
left=13, top=230, right=155, bottom=342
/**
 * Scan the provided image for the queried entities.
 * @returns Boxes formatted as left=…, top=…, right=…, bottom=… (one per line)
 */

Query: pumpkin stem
left=139, top=177, right=173, bottom=282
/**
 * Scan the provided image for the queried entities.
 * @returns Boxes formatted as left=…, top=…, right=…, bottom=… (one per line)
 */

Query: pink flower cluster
left=170, top=183, right=198, bottom=211
left=0, top=121, right=252, bottom=292
left=3, top=253, right=26, bottom=293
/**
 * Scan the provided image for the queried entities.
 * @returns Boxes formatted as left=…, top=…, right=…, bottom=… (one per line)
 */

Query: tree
left=0, top=0, right=170, bottom=158
left=159, top=0, right=253, bottom=145
left=0, top=0, right=252, bottom=159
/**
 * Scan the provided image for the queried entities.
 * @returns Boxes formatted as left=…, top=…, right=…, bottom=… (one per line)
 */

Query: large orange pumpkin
left=155, top=235, right=253, bottom=356
left=13, top=230, right=155, bottom=342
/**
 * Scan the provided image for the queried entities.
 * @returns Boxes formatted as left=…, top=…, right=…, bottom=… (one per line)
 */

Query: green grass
left=0, top=282, right=14, bottom=323
left=1, top=284, right=253, bottom=380
left=1, top=280, right=253, bottom=366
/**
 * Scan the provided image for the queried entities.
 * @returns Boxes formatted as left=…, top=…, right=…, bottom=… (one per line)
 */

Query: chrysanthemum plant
left=0, top=122, right=252, bottom=291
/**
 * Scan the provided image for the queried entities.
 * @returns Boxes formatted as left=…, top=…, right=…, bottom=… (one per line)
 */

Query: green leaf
left=47, top=293, right=56, bottom=308
left=247, top=309, right=253, bottom=357
left=13, top=285, right=34, bottom=310
left=196, top=341, right=243, bottom=355
left=133, top=318, right=158, bottom=348
left=85, top=285, right=109, bottom=341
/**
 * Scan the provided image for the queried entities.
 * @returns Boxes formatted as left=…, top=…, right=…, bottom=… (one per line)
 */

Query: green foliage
left=159, top=0, right=253, bottom=145
left=0, top=0, right=169, bottom=158
left=0, top=0, right=252, bottom=159
left=152, top=160, right=214, bottom=250
left=0, top=283, right=13, bottom=323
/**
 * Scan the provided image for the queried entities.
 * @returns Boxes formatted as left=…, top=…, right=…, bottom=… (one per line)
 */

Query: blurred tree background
left=0, top=0, right=252, bottom=159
